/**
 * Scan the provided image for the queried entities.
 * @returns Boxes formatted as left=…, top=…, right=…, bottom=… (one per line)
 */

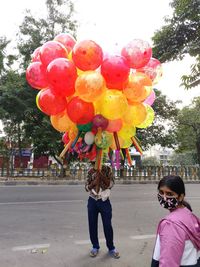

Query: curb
left=0, top=179, right=199, bottom=186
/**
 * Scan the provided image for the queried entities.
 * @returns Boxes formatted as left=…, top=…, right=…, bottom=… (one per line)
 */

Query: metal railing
left=0, top=165, right=200, bottom=182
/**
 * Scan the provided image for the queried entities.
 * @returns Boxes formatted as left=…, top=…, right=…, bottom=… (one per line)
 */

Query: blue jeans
left=87, top=197, right=115, bottom=251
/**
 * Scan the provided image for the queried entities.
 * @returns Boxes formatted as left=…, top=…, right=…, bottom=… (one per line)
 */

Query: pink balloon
left=143, top=90, right=156, bottom=106
left=40, top=41, right=68, bottom=67
left=26, top=62, right=48, bottom=89
left=121, top=39, right=152, bottom=69
left=54, top=33, right=76, bottom=53
left=137, top=58, right=162, bottom=83
left=101, top=55, right=130, bottom=90
left=31, top=47, right=41, bottom=62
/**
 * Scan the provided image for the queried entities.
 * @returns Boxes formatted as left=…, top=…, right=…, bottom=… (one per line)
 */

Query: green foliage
left=175, top=97, right=200, bottom=165
left=141, top=156, right=160, bottom=166
left=0, top=0, right=77, bottom=162
left=152, top=0, right=200, bottom=89
left=137, top=89, right=179, bottom=150
left=17, top=0, right=78, bottom=69
left=170, top=151, right=197, bottom=166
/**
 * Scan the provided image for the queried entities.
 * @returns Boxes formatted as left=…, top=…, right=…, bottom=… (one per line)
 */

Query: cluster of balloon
left=26, top=34, right=162, bottom=170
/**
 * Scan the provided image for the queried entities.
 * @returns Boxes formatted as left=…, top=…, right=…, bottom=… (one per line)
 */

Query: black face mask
left=157, top=193, right=179, bottom=210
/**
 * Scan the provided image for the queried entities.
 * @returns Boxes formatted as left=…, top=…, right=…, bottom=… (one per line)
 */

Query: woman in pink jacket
left=151, top=175, right=200, bottom=267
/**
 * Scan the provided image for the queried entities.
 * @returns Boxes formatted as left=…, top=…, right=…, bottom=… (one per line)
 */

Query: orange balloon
left=123, top=103, right=147, bottom=126
left=72, top=40, right=103, bottom=71
left=50, top=110, right=75, bottom=132
left=75, top=71, right=106, bottom=102
left=123, top=72, right=152, bottom=102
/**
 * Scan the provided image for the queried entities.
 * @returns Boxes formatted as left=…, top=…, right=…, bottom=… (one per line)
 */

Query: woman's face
left=158, top=185, right=179, bottom=199
left=158, top=185, right=184, bottom=210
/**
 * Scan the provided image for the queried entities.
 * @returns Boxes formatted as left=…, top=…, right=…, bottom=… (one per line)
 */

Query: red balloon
left=54, top=33, right=76, bottom=53
left=67, top=97, right=94, bottom=124
left=101, top=55, right=130, bottom=89
left=38, top=88, right=67, bottom=115
left=47, top=58, right=77, bottom=97
left=92, top=114, right=108, bottom=130
left=72, top=40, right=103, bottom=71
left=62, top=132, right=70, bottom=144
left=26, top=62, right=48, bottom=89
left=31, top=47, right=41, bottom=62
left=40, top=41, right=68, bottom=67
left=121, top=39, right=152, bottom=69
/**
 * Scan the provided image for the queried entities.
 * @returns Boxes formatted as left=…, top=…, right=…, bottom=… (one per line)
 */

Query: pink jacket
left=151, top=207, right=200, bottom=267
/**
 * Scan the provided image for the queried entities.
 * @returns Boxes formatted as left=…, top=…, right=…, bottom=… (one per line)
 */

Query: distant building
left=143, top=145, right=174, bottom=166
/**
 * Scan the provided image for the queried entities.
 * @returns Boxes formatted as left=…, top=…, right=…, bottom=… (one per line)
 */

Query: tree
left=137, top=89, right=179, bottom=150
left=17, top=0, right=77, bottom=69
left=175, top=97, right=200, bottom=165
left=152, top=0, right=200, bottom=89
left=170, top=152, right=197, bottom=166
left=141, top=156, right=160, bottom=166
left=0, top=0, right=78, bottom=170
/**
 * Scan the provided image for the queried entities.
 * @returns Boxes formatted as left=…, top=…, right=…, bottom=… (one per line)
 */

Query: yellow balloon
left=100, top=90, right=128, bottom=120
left=36, top=90, right=44, bottom=111
left=50, top=110, right=75, bottom=132
left=118, top=124, right=136, bottom=140
left=121, top=137, right=133, bottom=149
left=123, top=103, right=147, bottom=126
left=137, top=105, right=155, bottom=128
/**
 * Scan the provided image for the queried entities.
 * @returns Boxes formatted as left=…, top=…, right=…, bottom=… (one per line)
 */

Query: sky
left=0, top=0, right=199, bottom=108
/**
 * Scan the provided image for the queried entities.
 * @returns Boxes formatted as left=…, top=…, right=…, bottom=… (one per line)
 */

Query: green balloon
left=77, top=122, right=92, bottom=132
left=137, top=105, right=154, bottom=129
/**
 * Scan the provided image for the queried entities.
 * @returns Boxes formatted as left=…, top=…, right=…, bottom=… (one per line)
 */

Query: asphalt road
left=0, top=184, right=199, bottom=267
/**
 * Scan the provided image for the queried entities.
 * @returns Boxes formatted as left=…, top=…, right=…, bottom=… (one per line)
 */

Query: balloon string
left=95, top=148, right=103, bottom=170
left=59, top=140, right=73, bottom=159
left=131, top=137, right=143, bottom=155
left=125, top=148, right=132, bottom=166
left=115, top=150, right=120, bottom=170
left=71, top=131, right=81, bottom=149
left=113, top=132, right=120, bottom=150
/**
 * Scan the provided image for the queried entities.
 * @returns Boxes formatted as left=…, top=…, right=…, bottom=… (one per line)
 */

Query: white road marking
left=130, top=234, right=156, bottom=240
left=75, top=234, right=156, bottom=245
left=75, top=238, right=105, bottom=245
left=0, top=200, right=83, bottom=205
left=12, top=243, right=50, bottom=251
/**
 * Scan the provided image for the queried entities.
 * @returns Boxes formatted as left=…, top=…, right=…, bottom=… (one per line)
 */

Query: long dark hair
left=158, top=175, right=192, bottom=211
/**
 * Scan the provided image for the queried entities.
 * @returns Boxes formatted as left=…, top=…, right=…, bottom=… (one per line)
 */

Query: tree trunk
left=196, top=138, right=200, bottom=166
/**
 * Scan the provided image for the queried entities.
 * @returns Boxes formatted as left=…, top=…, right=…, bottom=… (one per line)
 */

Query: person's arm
left=159, top=220, right=186, bottom=267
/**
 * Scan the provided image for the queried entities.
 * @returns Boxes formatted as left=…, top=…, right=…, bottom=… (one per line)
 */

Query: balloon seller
left=85, top=164, right=120, bottom=259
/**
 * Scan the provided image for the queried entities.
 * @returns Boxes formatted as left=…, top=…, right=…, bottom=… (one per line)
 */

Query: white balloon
left=84, top=131, right=95, bottom=145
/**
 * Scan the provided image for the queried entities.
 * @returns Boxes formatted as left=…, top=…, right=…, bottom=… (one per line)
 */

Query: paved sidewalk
left=0, top=176, right=199, bottom=186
